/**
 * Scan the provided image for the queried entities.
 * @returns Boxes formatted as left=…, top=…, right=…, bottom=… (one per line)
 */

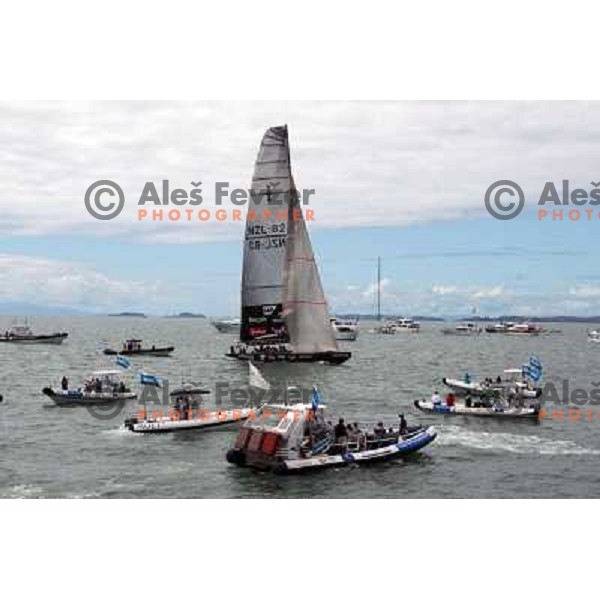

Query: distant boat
left=103, top=339, right=174, bottom=357
left=505, top=321, right=543, bottom=335
left=42, top=369, right=136, bottom=406
left=441, top=322, right=481, bottom=336
left=0, top=322, right=68, bottom=345
left=226, top=125, right=350, bottom=365
left=211, top=318, right=240, bottom=334
left=588, top=330, right=600, bottom=343
left=376, top=317, right=421, bottom=334
left=331, top=318, right=359, bottom=341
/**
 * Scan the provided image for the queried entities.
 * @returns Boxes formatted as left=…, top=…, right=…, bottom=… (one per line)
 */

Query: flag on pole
left=116, top=355, right=130, bottom=369
left=524, top=355, right=543, bottom=382
left=311, top=387, right=321, bottom=413
left=140, top=371, right=161, bottom=387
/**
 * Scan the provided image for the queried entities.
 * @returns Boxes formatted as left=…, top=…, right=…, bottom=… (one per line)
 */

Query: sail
left=249, top=362, right=270, bottom=390
left=282, top=178, right=338, bottom=353
left=240, top=126, right=293, bottom=343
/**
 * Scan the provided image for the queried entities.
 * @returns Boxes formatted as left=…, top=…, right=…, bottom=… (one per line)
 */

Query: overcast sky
left=1, top=101, right=598, bottom=316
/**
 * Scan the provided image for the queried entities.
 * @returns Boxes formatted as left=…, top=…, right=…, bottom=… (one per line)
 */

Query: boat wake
left=436, top=424, right=600, bottom=456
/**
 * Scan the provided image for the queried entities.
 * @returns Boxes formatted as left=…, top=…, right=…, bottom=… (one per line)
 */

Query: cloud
left=569, top=284, right=600, bottom=298
left=432, top=285, right=458, bottom=295
left=3, top=101, right=600, bottom=242
left=0, top=253, right=164, bottom=313
left=472, top=285, right=505, bottom=299
left=362, top=278, right=390, bottom=298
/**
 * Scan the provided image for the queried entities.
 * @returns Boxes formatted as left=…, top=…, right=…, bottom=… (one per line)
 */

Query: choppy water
left=1, top=316, right=599, bottom=498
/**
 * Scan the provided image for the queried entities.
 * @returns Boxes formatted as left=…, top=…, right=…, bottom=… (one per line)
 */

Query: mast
left=377, top=256, right=381, bottom=321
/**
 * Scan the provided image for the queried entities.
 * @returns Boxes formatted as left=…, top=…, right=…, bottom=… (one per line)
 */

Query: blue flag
left=116, top=355, right=130, bottom=369
left=140, top=371, right=161, bottom=387
left=311, top=387, right=321, bottom=413
left=527, top=355, right=542, bottom=382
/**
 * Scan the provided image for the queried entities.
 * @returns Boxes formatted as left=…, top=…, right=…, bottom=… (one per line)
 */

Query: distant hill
left=165, top=312, right=206, bottom=319
left=470, top=315, right=600, bottom=323
left=107, top=312, right=147, bottom=318
left=0, top=302, right=91, bottom=316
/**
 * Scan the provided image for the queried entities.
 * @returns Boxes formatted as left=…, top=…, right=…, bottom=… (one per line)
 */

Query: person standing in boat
left=399, top=414, right=408, bottom=435
left=334, top=418, right=348, bottom=452
left=431, top=390, right=442, bottom=406
left=61, top=376, right=68, bottom=391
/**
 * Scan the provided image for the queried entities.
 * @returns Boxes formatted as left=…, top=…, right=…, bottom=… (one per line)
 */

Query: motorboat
left=330, top=318, right=359, bottom=341
left=443, top=370, right=541, bottom=399
left=588, top=330, right=600, bottom=343
left=225, top=125, right=350, bottom=366
left=414, top=398, right=540, bottom=419
left=505, top=322, right=543, bottom=335
left=103, top=339, right=175, bottom=357
left=211, top=319, right=241, bottom=334
left=375, top=317, right=420, bottom=334
left=42, top=370, right=136, bottom=406
left=0, top=323, right=68, bottom=345
left=441, top=322, right=481, bottom=336
left=484, top=321, right=512, bottom=333
left=124, top=363, right=261, bottom=433
left=226, top=399, right=436, bottom=473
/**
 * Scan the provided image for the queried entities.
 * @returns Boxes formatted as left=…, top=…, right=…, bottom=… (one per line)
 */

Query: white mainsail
left=240, top=125, right=292, bottom=343
left=282, top=177, right=338, bottom=353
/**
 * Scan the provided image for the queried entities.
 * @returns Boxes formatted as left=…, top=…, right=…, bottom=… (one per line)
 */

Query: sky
left=0, top=100, right=598, bottom=317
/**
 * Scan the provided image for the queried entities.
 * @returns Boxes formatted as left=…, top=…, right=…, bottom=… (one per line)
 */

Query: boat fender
left=342, top=452, right=355, bottom=463
left=261, top=432, right=280, bottom=456
left=247, top=431, right=264, bottom=452
left=235, top=427, right=252, bottom=450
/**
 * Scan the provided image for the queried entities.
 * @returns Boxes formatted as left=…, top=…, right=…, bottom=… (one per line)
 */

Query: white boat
left=331, top=318, right=359, bottom=341
left=226, top=398, right=437, bottom=473
left=588, top=330, right=600, bottom=343
left=0, top=323, right=68, bottom=345
left=226, top=125, right=350, bottom=365
left=42, top=370, right=136, bottom=406
left=505, top=321, right=543, bottom=335
left=123, top=363, right=262, bottom=434
left=441, top=322, right=481, bottom=336
left=443, top=370, right=541, bottom=400
left=414, top=398, right=540, bottom=419
left=485, top=321, right=512, bottom=333
left=211, top=318, right=241, bottom=334
left=376, top=317, right=421, bottom=334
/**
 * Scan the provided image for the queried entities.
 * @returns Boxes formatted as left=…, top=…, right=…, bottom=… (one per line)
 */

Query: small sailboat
left=226, top=125, right=351, bottom=365
left=226, top=388, right=436, bottom=474
left=103, top=339, right=174, bottom=357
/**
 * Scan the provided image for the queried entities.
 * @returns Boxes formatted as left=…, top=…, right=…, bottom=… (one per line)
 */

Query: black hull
left=104, top=346, right=174, bottom=357
left=0, top=332, right=68, bottom=344
left=225, top=351, right=351, bottom=365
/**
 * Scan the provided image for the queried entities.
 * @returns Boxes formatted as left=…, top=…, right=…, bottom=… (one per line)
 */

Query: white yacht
left=441, top=322, right=481, bottom=336
left=330, top=318, right=359, bottom=341
left=376, top=317, right=421, bottom=334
